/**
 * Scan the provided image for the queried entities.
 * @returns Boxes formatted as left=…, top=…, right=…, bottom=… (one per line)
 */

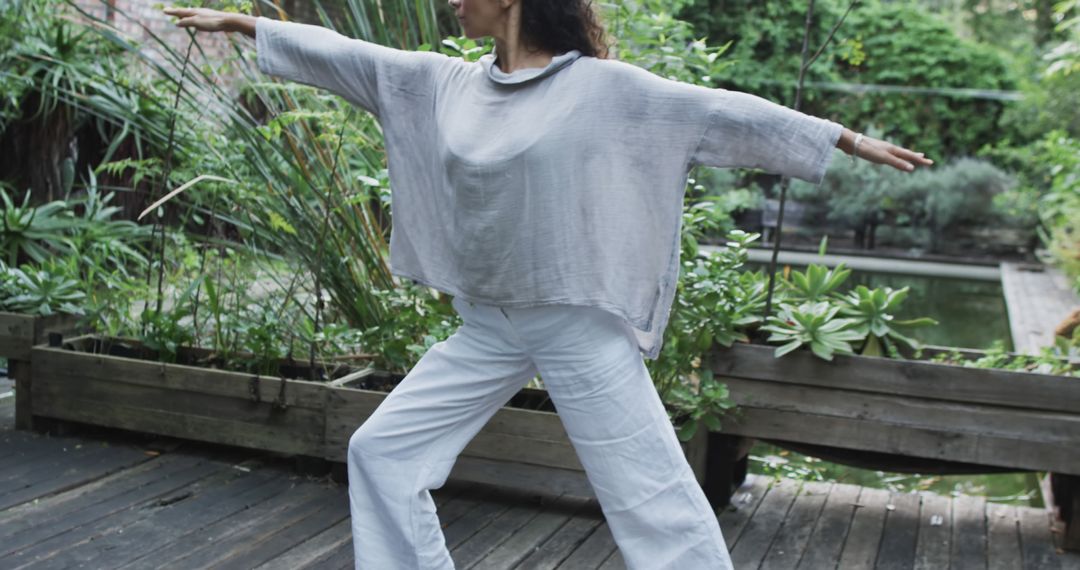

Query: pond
left=744, top=264, right=1013, bottom=351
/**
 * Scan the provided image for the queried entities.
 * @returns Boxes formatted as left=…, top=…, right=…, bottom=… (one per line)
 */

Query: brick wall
left=71, top=0, right=250, bottom=95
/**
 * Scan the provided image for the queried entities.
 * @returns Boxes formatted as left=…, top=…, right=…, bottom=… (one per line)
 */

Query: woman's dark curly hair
left=518, top=0, right=611, bottom=59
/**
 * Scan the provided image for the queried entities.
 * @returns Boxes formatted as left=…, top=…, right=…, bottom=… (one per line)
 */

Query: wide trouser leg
left=500, top=303, right=734, bottom=570
left=346, top=297, right=537, bottom=569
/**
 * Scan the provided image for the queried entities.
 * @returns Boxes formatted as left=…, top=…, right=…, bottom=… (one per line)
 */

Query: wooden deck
left=1, top=389, right=1079, bottom=569
left=1001, top=262, right=1079, bottom=354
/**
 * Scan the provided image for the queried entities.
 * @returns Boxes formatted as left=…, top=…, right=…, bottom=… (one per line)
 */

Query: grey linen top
left=254, top=17, right=844, bottom=360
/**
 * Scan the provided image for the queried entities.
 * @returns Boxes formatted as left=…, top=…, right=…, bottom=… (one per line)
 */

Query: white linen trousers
left=346, top=297, right=734, bottom=569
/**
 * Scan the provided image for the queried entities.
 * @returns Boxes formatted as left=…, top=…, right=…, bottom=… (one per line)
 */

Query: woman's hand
left=838, top=128, right=934, bottom=172
left=163, top=7, right=256, bottom=38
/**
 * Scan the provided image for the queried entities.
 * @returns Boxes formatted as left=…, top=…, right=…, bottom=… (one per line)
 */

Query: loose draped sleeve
left=254, top=17, right=448, bottom=118
left=688, top=88, right=845, bottom=183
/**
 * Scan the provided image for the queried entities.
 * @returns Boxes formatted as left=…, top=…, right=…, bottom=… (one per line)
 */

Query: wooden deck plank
left=308, top=541, right=354, bottom=570
left=796, top=483, right=862, bottom=569
left=0, top=443, right=111, bottom=496
left=0, top=444, right=152, bottom=511
left=837, top=486, right=890, bottom=568
left=987, top=502, right=1022, bottom=570
left=7, top=406, right=1077, bottom=570
left=1001, top=262, right=1079, bottom=354
left=0, top=428, right=119, bottom=452
left=759, top=481, right=831, bottom=570
left=0, top=451, right=205, bottom=539
left=598, top=547, right=626, bottom=569
left=182, top=489, right=348, bottom=570
left=718, top=474, right=772, bottom=550
left=254, top=517, right=352, bottom=570
left=25, top=474, right=285, bottom=570
left=516, top=500, right=604, bottom=570
left=105, top=475, right=291, bottom=570
left=442, top=492, right=514, bottom=551
left=0, top=456, right=226, bottom=555
left=556, top=521, right=618, bottom=569
left=729, top=477, right=801, bottom=569
left=950, top=494, right=988, bottom=570
left=438, top=491, right=486, bottom=530
left=451, top=496, right=545, bottom=568
left=1018, top=507, right=1062, bottom=570
left=114, top=477, right=319, bottom=570
left=0, top=433, right=77, bottom=466
left=3, top=465, right=280, bottom=569
left=914, top=491, right=953, bottom=570
left=875, top=491, right=922, bottom=570
left=472, top=495, right=587, bottom=570
left=433, top=482, right=468, bottom=508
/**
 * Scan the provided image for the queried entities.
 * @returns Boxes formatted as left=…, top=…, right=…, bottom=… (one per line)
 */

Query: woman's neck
left=492, top=11, right=552, bottom=72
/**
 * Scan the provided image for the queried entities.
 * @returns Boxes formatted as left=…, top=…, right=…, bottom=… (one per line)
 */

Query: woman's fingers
left=892, top=144, right=934, bottom=166
left=163, top=7, right=195, bottom=17
left=859, top=137, right=933, bottom=172
left=885, top=150, right=915, bottom=172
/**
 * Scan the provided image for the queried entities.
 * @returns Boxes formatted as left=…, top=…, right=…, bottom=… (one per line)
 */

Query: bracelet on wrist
left=850, top=133, right=865, bottom=164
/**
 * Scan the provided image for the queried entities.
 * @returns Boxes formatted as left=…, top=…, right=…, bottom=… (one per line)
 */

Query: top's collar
left=480, top=46, right=583, bottom=85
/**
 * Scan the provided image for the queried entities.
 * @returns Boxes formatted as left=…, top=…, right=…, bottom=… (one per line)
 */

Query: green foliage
left=791, top=154, right=1021, bottom=252
left=978, top=0, right=1080, bottom=291
left=0, top=0, right=119, bottom=129
left=351, top=281, right=461, bottom=375
left=986, top=131, right=1080, bottom=290
left=433, top=36, right=491, bottom=61
left=607, top=0, right=734, bottom=84
left=0, top=181, right=152, bottom=282
left=768, top=260, right=938, bottom=358
left=0, top=190, right=73, bottom=266
left=762, top=301, right=864, bottom=360
left=0, top=258, right=85, bottom=316
left=676, top=0, right=1018, bottom=159
left=837, top=3, right=1016, bottom=158
left=154, top=0, right=253, bottom=12
left=1000, top=63, right=1080, bottom=142
left=653, top=224, right=762, bottom=430
left=67, top=0, right=424, bottom=346
left=66, top=175, right=153, bottom=278
left=783, top=263, right=851, bottom=304
left=838, top=286, right=938, bottom=356
left=928, top=339, right=1080, bottom=377
left=1045, top=0, right=1080, bottom=78
left=675, top=0, right=845, bottom=105
left=138, top=305, right=196, bottom=365
left=666, top=373, right=734, bottom=442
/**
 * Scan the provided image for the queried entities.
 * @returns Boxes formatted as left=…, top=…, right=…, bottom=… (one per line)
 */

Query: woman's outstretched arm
left=684, top=85, right=934, bottom=181
left=163, top=7, right=255, bottom=37
left=162, top=6, right=448, bottom=118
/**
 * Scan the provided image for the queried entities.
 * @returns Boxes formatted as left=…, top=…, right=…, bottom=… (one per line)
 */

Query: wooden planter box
left=1, top=311, right=83, bottom=430
left=26, top=335, right=712, bottom=503
left=708, top=341, right=1080, bottom=549
left=0, top=311, right=82, bottom=361
left=323, top=368, right=710, bottom=501
left=28, top=336, right=329, bottom=458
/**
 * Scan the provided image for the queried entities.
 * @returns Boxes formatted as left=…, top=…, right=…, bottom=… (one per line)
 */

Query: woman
left=165, top=2, right=932, bottom=569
